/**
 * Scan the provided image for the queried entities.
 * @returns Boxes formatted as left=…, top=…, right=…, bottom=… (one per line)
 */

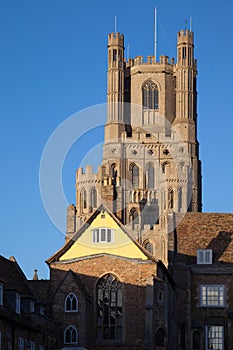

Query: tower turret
left=174, top=29, right=197, bottom=141
left=105, top=32, right=125, bottom=141
left=174, top=29, right=201, bottom=211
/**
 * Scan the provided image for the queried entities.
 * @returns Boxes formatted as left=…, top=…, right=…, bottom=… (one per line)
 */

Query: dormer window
left=16, top=293, right=21, bottom=314
left=92, top=228, right=114, bottom=243
left=0, top=283, right=3, bottom=305
left=197, top=249, right=212, bottom=264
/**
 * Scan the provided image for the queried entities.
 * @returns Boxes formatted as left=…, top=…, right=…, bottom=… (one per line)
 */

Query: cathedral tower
left=67, top=28, right=202, bottom=263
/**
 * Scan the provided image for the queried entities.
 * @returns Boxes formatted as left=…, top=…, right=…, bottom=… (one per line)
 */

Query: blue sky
left=0, top=0, right=232, bottom=279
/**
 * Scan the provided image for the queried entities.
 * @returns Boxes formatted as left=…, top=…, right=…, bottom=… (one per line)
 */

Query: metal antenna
left=127, top=44, right=130, bottom=62
left=154, top=6, right=157, bottom=61
left=114, top=16, right=117, bottom=35
left=190, top=17, right=192, bottom=32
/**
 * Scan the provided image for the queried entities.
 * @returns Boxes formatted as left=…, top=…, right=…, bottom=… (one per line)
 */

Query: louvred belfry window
left=96, top=274, right=122, bottom=342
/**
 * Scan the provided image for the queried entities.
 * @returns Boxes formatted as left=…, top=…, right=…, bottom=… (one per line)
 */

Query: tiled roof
left=28, top=279, right=50, bottom=304
left=0, top=255, right=32, bottom=295
left=176, top=213, right=233, bottom=264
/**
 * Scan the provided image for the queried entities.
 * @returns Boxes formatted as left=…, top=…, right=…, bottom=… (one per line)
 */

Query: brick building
left=0, top=256, right=57, bottom=350
left=1, top=26, right=233, bottom=350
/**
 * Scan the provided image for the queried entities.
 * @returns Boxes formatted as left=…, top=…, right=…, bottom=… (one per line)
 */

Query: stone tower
left=66, top=29, right=202, bottom=264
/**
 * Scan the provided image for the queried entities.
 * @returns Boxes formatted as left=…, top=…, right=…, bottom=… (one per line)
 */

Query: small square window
left=200, top=285, right=225, bottom=307
left=92, top=228, right=114, bottom=243
left=197, top=249, right=212, bottom=264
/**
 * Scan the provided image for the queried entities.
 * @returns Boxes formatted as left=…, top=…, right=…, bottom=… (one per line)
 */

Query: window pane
left=201, top=285, right=225, bottom=307
left=107, top=229, right=111, bottom=242
left=132, top=165, right=139, bottom=188
left=92, top=228, right=114, bottom=243
left=96, top=274, right=122, bottom=341
left=148, top=165, right=154, bottom=189
left=101, top=229, right=106, bottom=242
left=64, top=326, right=77, bottom=344
left=142, top=80, right=159, bottom=110
left=206, top=326, right=224, bottom=350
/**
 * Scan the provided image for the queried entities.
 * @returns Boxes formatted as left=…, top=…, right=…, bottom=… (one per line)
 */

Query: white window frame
left=92, top=228, right=114, bottom=243
left=65, top=293, right=78, bottom=312
left=29, top=341, right=35, bottom=350
left=16, top=293, right=21, bottom=314
left=205, top=325, right=224, bottom=350
left=200, top=285, right=225, bottom=307
left=18, top=338, right=24, bottom=350
left=197, top=249, right=212, bottom=264
left=0, top=283, right=3, bottom=305
left=64, top=325, right=78, bottom=344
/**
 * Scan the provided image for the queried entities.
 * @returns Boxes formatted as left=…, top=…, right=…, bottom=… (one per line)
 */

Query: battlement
left=108, top=32, right=124, bottom=47
left=177, top=29, right=194, bottom=45
left=76, top=165, right=98, bottom=179
left=126, top=55, right=175, bottom=67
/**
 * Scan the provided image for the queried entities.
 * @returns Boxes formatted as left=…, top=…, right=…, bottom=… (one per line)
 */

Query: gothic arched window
left=142, top=80, right=159, bottom=110
left=130, top=164, right=139, bottom=189
left=155, top=327, right=166, bottom=347
left=192, top=330, right=201, bottom=349
left=178, top=187, right=182, bottom=211
left=129, top=208, right=139, bottom=230
left=65, top=293, right=78, bottom=312
left=81, top=188, right=87, bottom=211
left=91, top=187, right=97, bottom=210
left=64, top=325, right=78, bottom=344
left=144, top=241, right=153, bottom=254
left=168, top=188, right=174, bottom=209
left=111, top=163, right=117, bottom=178
left=147, top=164, right=155, bottom=189
left=96, top=274, right=122, bottom=341
left=111, top=163, right=118, bottom=186
left=161, top=188, right=166, bottom=210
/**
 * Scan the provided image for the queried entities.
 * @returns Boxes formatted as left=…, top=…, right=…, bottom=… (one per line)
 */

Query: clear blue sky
left=0, top=0, right=232, bottom=279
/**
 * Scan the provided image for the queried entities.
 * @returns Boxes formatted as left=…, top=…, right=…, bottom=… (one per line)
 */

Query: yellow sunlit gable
left=59, top=211, right=148, bottom=261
